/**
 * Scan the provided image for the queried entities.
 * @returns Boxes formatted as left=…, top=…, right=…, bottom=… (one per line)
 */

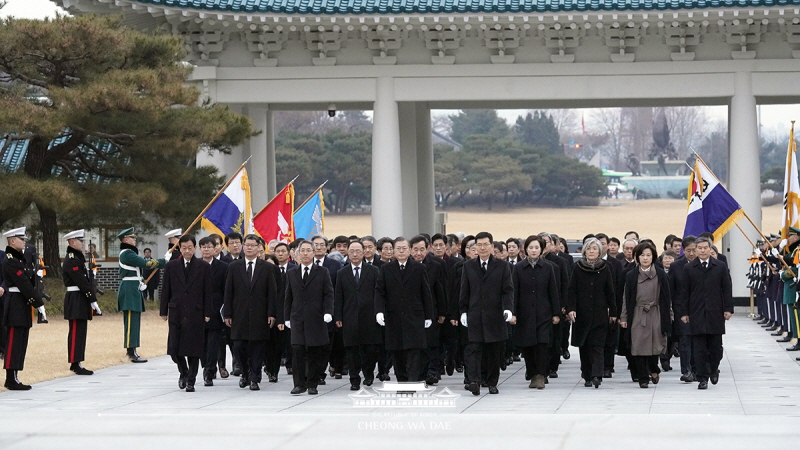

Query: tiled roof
left=0, top=136, right=121, bottom=183
left=130, top=0, right=800, bottom=14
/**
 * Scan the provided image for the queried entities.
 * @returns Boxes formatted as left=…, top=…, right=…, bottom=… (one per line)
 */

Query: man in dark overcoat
left=334, top=240, right=382, bottom=390
left=459, top=232, right=514, bottom=395
left=541, top=232, right=569, bottom=376
left=160, top=235, right=214, bottom=392
left=223, top=234, right=278, bottom=391
left=285, top=240, right=334, bottom=395
left=675, top=236, right=733, bottom=390
left=375, top=237, right=434, bottom=382
left=410, top=235, right=447, bottom=384
left=198, top=236, right=228, bottom=386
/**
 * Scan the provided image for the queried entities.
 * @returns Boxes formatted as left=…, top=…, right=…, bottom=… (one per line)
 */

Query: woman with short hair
left=566, top=237, right=617, bottom=388
left=619, top=241, right=672, bottom=388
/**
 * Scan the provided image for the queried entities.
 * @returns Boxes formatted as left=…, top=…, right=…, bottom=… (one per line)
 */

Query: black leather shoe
left=488, top=386, right=499, bottom=394
left=350, top=384, right=360, bottom=391
left=250, top=382, right=260, bottom=391
left=364, top=378, right=374, bottom=386
left=308, top=387, right=318, bottom=395
left=269, top=374, right=278, bottom=383
left=710, top=370, right=719, bottom=385
left=468, top=382, right=480, bottom=396
left=761, top=321, right=774, bottom=327
left=562, top=349, right=570, bottom=360
left=445, top=364, right=454, bottom=376
left=286, top=367, right=293, bottom=375
left=219, top=367, right=229, bottom=378
left=513, top=355, right=521, bottom=362
left=786, top=344, right=800, bottom=351
left=232, top=366, right=242, bottom=377
left=318, top=379, right=327, bottom=386
left=290, top=386, right=306, bottom=395
left=455, top=365, right=464, bottom=373
left=127, top=349, right=148, bottom=363
left=238, top=377, right=249, bottom=388
left=584, top=379, right=592, bottom=387
left=661, top=362, right=672, bottom=372
left=766, top=325, right=780, bottom=331
left=602, top=370, right=612, bottom=378
left=639, top=382, right=649, bottom=388
left=204, top=378, right=213, bottom=387
left=4, top=379, right=31, bottom=390
left=70, top=363, right=94, bottom=375
left=776, top=335, right=792, bottom=343
left=500, top=360, right=507, bottom=371
left=771, top=331, right=784, bottom=336
left=185, top=384, right=195, bottom=392
left=698, top=381, right=708, bottom=390
left=549, top=370, right=558, bottom=378
left=178, top=377, right=187, bottom=389
left=525, top=372, right=531, bottom=381
left=426, top=377, right=438, bottom=386
left=481, top=381, right=488, bottom=387
left=592, top=377, right=602, bottom=388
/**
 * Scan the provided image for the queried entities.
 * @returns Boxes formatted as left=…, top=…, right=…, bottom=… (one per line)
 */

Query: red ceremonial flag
left=253, top=183, right=296, bottom=243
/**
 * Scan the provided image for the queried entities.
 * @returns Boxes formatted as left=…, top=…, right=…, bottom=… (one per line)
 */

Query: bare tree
left=589, top=108, right=625, bottom=170
left=431, top=113, right=453, bottom=137
left=547, top=109, right=580, bottom=137
left=664, top=106, right=709, bottom=159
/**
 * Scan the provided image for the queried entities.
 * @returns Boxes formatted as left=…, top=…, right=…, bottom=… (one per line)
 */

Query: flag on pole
left=201, top=167, right=252, bottom=237
left=253, top=183, right=296, bottom=243
left=782, top=122, right=800, bottom=240
left=683, top=158, right=745, bottom=242
left=294, top=189, right=325, bottom=241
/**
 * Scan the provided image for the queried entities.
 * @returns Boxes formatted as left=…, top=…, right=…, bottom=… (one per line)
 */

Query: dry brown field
left=326, top=199, right=784, bottom=243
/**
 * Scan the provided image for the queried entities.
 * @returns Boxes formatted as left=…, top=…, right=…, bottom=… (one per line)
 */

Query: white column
left=371, top=77, right=404, bottom=238
left=246, top=105, right=270, bottom=211
left=415, top=102, right=435, bottom=235
left=399, top=102, right=419, bottom=236
left=728, top=71, right=761, bottom=298
left=265, top=107, right=277, bottom=200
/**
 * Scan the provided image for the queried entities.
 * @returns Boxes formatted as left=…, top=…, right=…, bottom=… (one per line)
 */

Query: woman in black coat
left=512, top=235, right=560, bottom=389
left=566, top=237, right=617, bottom=388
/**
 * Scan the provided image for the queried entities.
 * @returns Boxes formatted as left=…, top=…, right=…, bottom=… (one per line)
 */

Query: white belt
left=8, top=287, right=20, bottom=293
left=66, top=286, right=80, bottom=292
left=122, top=276, right=141, bottom=281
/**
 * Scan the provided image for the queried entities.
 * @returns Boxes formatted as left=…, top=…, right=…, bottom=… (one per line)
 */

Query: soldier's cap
left=64, top=229, right=85, bottom=241
left=2, top=227, right=27, bottom=240
left=164, top=228, right=182, bottom=239
left=768, top=233, right=781, bottom=241
left=789, top=227, right=800, bottom=236
left=117, top=227, right=136, bottom=240
left=756, top=240, right=766, bottom=246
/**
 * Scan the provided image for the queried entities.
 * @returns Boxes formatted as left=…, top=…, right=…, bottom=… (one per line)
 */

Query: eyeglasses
left=474, top=243, right=492, bottom=248
left=243, top=244, right=260, bottom=248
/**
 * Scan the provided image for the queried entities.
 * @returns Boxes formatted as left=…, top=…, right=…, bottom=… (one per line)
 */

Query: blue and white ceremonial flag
left=294, top=189, right=325, bottom=241
left=201, top=167, right=253, bottom=238
left=683, top=158, right=744, bottom=242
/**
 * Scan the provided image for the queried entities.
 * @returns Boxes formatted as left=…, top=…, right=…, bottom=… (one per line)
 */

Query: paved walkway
left=0, top=311, right=797, bottom=448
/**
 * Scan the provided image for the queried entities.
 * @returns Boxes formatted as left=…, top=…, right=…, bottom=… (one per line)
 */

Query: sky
left=3, top=0, right=799, bottom=138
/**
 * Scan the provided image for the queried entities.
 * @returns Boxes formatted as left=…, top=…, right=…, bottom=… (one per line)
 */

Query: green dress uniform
left=116, top=228, right=164, bottom=362
left=782, top=227, right=800, bottom=345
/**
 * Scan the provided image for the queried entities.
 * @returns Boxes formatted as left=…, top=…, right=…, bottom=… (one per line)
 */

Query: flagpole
left=143, top=156, right=252, bottom=284
left=692, top=151, right=795, bottom=276
left=253, top=175, right=299, bottom=216
left=294, top=180, right=329, bottom=213
left=783, top=121, right=796, bottom=239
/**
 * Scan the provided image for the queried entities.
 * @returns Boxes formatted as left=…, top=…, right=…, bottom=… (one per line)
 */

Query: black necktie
left=400, top=263, right=405, bottom=271
left=316, top=259, right=321, bottom=267
left=481, top=261, right=487, bottom=274
left=702, top=261, right=708, bottom=269
left=281, top=266, right=285, bottom=275
left=247, top=261, right=254, bottom=282
left=184, top=261, right=190, bottom=280
left=303, top=266, right=309, bottom=281
left=354, top=266, right=360, bottom=284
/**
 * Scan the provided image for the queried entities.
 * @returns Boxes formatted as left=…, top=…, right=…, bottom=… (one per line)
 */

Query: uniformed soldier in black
left=62, top=229, right=102, bottom=375
left=2, top=227, right=46, bottom=390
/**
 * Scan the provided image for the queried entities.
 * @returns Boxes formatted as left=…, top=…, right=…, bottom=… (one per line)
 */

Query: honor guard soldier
left=62, top=230, right=102, bottom=375
left=780, top=227, right=800, bottom=350
left=164, top=229, right=183, bottom=262
left=117, top=227, right=164, bottom=362
left=2, top=227, right=46, bottom=390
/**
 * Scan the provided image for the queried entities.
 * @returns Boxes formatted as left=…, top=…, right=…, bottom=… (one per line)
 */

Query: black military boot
left=127, top=348, right=148, bottom=363
left=4, top=369, right=31, bottom=390
left=70, top=362, right=94, bottom=375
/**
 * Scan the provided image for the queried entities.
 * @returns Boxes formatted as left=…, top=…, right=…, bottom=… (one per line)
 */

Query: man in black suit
left=410, top=235, right=447, bottom=385
left=311, top=235, right=345, bottom=381
left=375, top=237, right=434, bottom=382
left=360, top=236, right=383, bottom=267
left=220, top=232, right=243, bottom=263
left=198, top=236, right=228, bottom=386
left=274, top=243, right=297, bottom=376
left=218, top=232, right=243, bottom=376
left=335, top=240, right=382, bottom=390
left=459, top=232, right=514, bottom=395
left=263, top=242, right=291, bottom=383
left=670, top=235, right=698, bottom=381
left=285, top=240, right=334, bottom=395
left=160, top=235, right=214, bottom=392
left=675, top=236, right=733, bottom=390
left=223, top=234, right=278, bottom=391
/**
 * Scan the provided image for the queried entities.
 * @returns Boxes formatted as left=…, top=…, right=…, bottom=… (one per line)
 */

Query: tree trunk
left=37, top=204, right=61, bottom=278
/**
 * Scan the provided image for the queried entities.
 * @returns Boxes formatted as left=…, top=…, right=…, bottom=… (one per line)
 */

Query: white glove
left=91, top=302, right=102, bottom=315
left=323, top=314, right=332, bottom=323
left=165, top=251, right=173, bottom=260
left=504, top=310, right=513, bottom=322
left=376, top=312, right=385, bottom=326
left=37, top=305, right=47, bottom=322
left=460, top=313, right=468, bottom=327
left=754, top=248, right=762, bottom=256
left=424, top=319, right=432, bottom=328
left=284, top=321, right=291, bottom=329
left=780, top=239, right=789, bottom=251
left=771, top=248, right=780, bottom=257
